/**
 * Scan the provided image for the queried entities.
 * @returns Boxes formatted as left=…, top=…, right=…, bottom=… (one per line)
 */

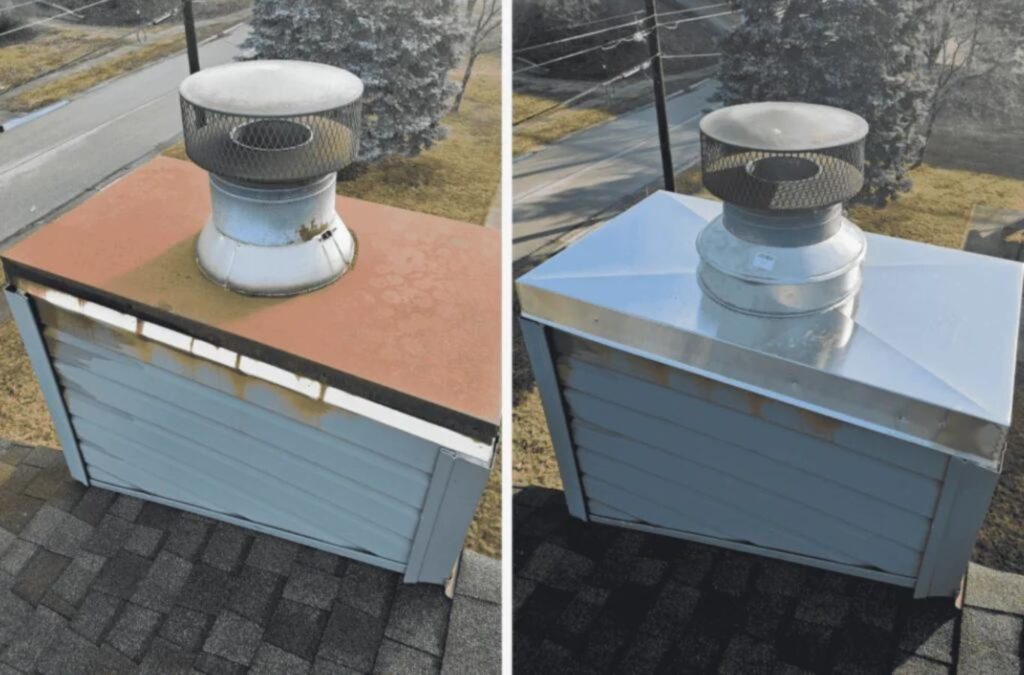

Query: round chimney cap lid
left=700, top=101, right=868, bottom=152
left=179, top=60, right=363, bottom=117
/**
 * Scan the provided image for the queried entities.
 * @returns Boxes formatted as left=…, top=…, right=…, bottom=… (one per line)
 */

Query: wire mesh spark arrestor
left=697, top=101, right=869, bottom=317
left=179, top=60, right=363, bottom=296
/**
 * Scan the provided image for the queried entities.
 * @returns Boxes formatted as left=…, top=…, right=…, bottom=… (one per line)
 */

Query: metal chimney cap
left=700, top=101, right=868, bottom=152
left=179, top=60, right=363, bottom=117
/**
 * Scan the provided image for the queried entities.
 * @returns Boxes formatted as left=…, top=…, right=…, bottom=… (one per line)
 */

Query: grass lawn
left=513, top=162, right=1024, bottom=573
left=5, top=19, right=240, bottom=113
left=513, top=92, right=613, bottom=157
left=0, top=27, right=112, bottom=95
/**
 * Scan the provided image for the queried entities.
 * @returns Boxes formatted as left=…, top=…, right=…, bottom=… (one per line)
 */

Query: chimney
left=696, top=102, right=868, bottom=316
left=178, top=60, right=362, bottom=296
left=517, top=100, right=1024, bottom=599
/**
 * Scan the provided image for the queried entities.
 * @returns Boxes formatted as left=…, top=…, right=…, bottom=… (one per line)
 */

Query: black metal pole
left=183, top=0, right=200, bottom=74
left=644, top=0, right=675, bottom=192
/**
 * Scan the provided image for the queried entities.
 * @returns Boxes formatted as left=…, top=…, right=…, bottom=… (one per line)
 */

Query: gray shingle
left=82, top=514, right=133, bottom=557
left=108, top=495, right=144, bottom=522
left=160, top=606, right=212, bottom=652
left=0, top=589, right=34, bottom=648
left=318, top=601, right=386, bottom=671
left=384, top=584, right=451, bottom=656
left=104, top=603, right=162, bottom=660
left=71, top=489, right=117, bottom=527
left=0, top=539, right=38, bottom=577
left=132, top=550, right=193, bottom=612
left=203, top=611, right=264, bottom=665
left=124, top=524, right=164, bottom=558
left=12, top=547, right=71, bottom=605
left=177, top=564, right=236, bottom=614
left=202, top=524, right=250, bottom=573
left=284, top=566, right=340, bottom=611
left=228, top=565, right=282, bottom=626
left=47, top=550, right=105, bottom=606
left=250, top=642, right=311, bottom=675
left=92, top=550, right=151, bottom=600
left=24, top=447, right=59, bottom=469
left=246, top=536, right=298, bottom=576
left=958, top=608, right=1022, bottom=675
left=70, top=590, right=122, bottom=643
left=374, top=639, right=440, bottom=674
left=337, top=561, right=396, bottom=619
left=440, top=595, right=499, bottom=675
left=454, top=549, right=499, bottom=604
left=264, top=599, right=327, bottom=662
left=34, top=625, right=101, bottom=675
left=1, top=605, right=66, bottom=673
left=521, top=542, right=595, bottom=592
left=19, top=504, right=65, bottom=546
left=137, top=637, right=196, bottom=675
left=164, top=514, right=210, bottom=562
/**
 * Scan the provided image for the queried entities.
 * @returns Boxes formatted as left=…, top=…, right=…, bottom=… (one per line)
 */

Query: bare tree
left=453, top=0, right=500, bottom=112
left=912, top=0, right=1024, bottom=165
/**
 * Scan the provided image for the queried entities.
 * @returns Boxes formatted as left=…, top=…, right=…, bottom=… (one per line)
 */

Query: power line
left=662, top=52, right=722, bottom=59
left=654, top=2, right=732, bottom=20
left=514, top=28, right=653, bottom=75
left=0, top=0, right=116, bottom=37
left=564, top=9, right=644, bottom=29
left=0, top=0, right=43, bottom=13
left=514, top=15, right=651, bottom=55
left=514, top=56, right=656, bottom=127
left=659, top=9, right=737, bottom=31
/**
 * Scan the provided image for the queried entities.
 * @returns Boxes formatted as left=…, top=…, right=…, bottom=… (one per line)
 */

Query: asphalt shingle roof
left=0, top=442, right=500, bottom=674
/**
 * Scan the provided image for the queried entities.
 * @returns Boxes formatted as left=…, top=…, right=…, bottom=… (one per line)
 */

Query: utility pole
left=183, top=0, right=200, bottom=74
left=644, top=0, right=675, bottom=192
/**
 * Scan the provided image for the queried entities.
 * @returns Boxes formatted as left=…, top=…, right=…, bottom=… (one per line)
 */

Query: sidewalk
left=512, top=78, right=718, bottom=261
left=0, top=442, right=500, bottom=674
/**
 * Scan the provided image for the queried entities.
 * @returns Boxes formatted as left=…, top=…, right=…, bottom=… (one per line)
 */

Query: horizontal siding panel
left=47, top=333, right=431, bottom=509
left=37, top=301, right=439, bottom=473
left=561, top=381, right=941, bottom=519
left=74, top=421, right=369, bottom=553
left=554, top=332, right=948, bottom=480
left=58, top=368, right=414, bottom=563
left=577, top=442, right=923, bottom=574
left=582, top=471, right=921, bottom=576
left=572, top=420, right=932, bottom=549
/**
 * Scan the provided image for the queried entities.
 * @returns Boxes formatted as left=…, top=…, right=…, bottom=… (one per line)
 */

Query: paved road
left=513, top=78, right=719, bottom=261
left=0, top=25, right=250, bottom=246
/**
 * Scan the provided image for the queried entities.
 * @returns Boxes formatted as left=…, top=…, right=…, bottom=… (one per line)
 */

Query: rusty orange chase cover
left=1, top=157, right=500, bottom=439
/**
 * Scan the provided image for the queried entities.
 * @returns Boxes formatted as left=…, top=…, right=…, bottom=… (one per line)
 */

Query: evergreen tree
left=718, top=0, right=931, bottom=206
left=243, top=0, right=466, bottom=162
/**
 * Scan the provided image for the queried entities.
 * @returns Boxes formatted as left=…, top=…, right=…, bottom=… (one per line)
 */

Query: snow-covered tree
left=718, top=0, right=932, bottom=206
left=243, top=0, right=466, bottom=162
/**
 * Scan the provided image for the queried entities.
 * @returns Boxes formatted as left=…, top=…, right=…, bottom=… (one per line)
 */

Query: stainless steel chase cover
left=517, top=190, right=1024, bottom=466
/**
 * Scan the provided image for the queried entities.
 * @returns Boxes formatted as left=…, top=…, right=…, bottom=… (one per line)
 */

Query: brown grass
left=0, top=320, right=59, bottom=448
left=513, top=92, right=614, bottom=157
left=337, top=54, right=501, bottom=224
left=0, top=27, right=112, bottom=95
left=6, top=19, right=240, bottom=113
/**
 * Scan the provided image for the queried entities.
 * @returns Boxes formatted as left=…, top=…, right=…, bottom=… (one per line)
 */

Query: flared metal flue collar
left=179, top=60, right=363, bottom=184
left=699, top=101, right=869, bottom=211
